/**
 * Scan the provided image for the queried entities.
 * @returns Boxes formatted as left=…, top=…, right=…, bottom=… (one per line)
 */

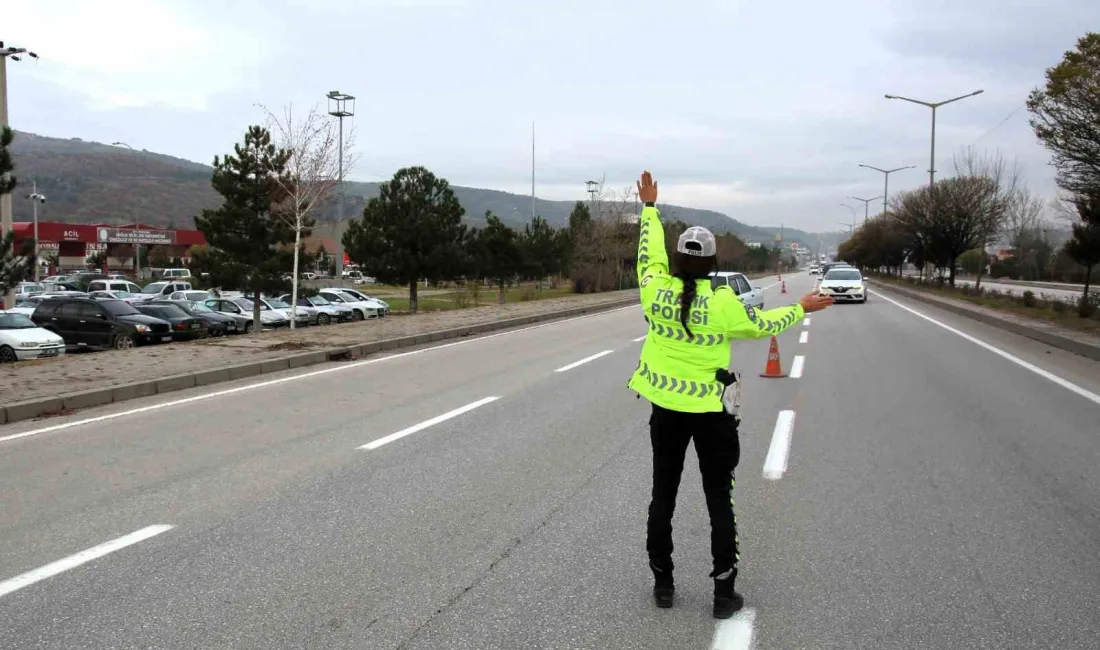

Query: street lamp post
left=884, top=90, right=984, bottom=187
left=858, top=164, right=916, bottom=217
left=2, top=41, right=39, bottom=309
left=25, top=182, right=45, bottom=281
left=838, top=222, right=854, bottom=235
left=327, top=91, right=355, bottom=281
left=111, top=142, right=144, bottom=277
left=847, top=196, right=884, bottom=225
left=585, top=180, right=600, bottom=217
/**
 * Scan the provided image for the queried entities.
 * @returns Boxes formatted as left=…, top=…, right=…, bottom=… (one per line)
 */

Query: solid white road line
left=799, top=331, right=809, bottom=344
left=359, top=397, right=500, bottom=451
left=871, top=290, right=1100, bottom=406
left=803, top=317, right=811, bottom=326
left=555, top=350, right=614, bottom=373
left=0, top=306, right=635, bottom=445
left=790, top=355, right=805, bottom=379
left=711, top=608, right=756, bottom=649
left=633, top=335, right=647, bottom=342
left=763, top=410, right=796, bottom=480
left=0, top=525, right=173, bottom=598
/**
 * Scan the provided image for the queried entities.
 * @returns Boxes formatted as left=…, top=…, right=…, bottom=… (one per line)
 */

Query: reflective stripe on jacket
left=628, top=205, right=804, bottom=413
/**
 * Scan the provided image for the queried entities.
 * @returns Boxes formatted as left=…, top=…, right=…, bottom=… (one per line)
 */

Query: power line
left=972, top=102, right=1026, bottom=145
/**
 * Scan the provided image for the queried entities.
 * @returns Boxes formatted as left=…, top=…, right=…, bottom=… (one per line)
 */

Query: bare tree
left=263, top=104, right=348, bottom=328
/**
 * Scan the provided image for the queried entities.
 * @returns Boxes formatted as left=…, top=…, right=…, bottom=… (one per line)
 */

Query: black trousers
left=646, top=404, right=741, bottom=577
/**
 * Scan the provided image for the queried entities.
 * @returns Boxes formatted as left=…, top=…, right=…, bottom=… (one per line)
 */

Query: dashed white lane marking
left=803, top=317, right=811, bottom=326
left=799, top=331, right=809, bottom=344
left=0, top=306, right=634, bottom=444
left=359, top=397, right=500, bottom=450
left=763, top=410, right=796, bottom=480
left=871, top=290, right=1100, bottom=407
left=555, top=350, right=614, bottom=373
left=0, top=525, right=174, bottom=598
left=633, top=335, right=647, bottom=342
left=790, top=355, right=805, bottom=379
left=711, top=607, right=757, bottom=649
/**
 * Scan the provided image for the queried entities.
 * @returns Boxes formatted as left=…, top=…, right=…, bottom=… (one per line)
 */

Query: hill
left=8, top=130, right=821, bottom=248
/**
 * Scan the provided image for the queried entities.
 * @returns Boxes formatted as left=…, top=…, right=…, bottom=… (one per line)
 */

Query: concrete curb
left=869, top=281, right=1100, bottom=362
left=1, top=296, right=638, bottom=425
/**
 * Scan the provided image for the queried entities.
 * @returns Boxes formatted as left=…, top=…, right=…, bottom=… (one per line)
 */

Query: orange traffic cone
left=780, top=280, right=787, bottom=294
left=759, top=336, right=788, bottom=378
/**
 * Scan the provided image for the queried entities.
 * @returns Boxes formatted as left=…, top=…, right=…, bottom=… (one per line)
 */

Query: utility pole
left=847, top=196, right=883, bottom=225
left=26, top=181, right=45, bottom=281
left=2, top=41, right=39, bottom=308
left=885, top=90, right=983, bottom=187
left=858, top=164, right=915, bottom=218
left=327, top=91, right=355, bottom=281
left=110, top=142, right=145, bottom=277
left=531, top=121, right=535, bottom=221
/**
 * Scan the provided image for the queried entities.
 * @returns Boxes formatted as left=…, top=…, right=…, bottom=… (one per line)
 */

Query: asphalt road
left=2, top=272, right=1099, bottom=649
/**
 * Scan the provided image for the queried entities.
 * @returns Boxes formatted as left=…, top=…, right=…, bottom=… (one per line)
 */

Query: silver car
left=278, top=294, right=353, bottom=325
left=709, top=271, right=765, bottom=309
left=204, top=298, right=289, bottom=333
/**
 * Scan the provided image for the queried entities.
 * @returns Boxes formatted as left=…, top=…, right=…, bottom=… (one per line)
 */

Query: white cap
left=677, top=226, right=717, bottom=257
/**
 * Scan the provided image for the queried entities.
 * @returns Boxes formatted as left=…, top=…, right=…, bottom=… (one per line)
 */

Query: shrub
left=1052, top=299, right=1069, bottom=314
left=1079, top=293, right=1099, bottom=318
left=1022, top=290, right=1037, bottom=308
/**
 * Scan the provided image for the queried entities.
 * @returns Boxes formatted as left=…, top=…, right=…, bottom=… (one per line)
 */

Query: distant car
left=41, top=275, right=70, bottom=285
left=31, top=297, right=173, bottom=349
left=317, top=289, right=383, bottom=320
left=160, top=268, right=193, bottom=280
left=0, top=311, right=66, bottom=362
left=808, top=265, right=820, bottom=275
left=167, top=290, right=214, bottom=303
left=709, top=272, right=765, bottom=310
left=818, top=268, right=867, bottom=303
left=14, top=282, right=46, bottom=299
left=819, top=262, right=852, bottom=277
left=87, top=279, right=144, bottom=296
left=134, top=281, right=193, bottom=303
left=168, top=300, right=246, bottom=335
left=335, top=288, right=390, bottom=315
left=277, top=294, right=353, bottom=325
left=134, top=303, right=206, bottom=340
left=258, top=297, right=312, bottom=327
left=89, top=290, right=140, bottom=303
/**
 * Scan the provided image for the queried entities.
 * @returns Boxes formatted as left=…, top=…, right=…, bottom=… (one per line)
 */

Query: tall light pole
left=884, top=90, right=984, bottom=187
left=859, top=164, right=915, bottom=217
left=2, top=41, right=39, bottom=308
left=847, top=196, right=883, bottom=225
left=25, top=182, right=45, bottom=281
left=327, top=90, right=354, bottom=281
left=838, top=221, right=854, bottom=235
left=585, top=180, right=599, bottom=217
left=111, top=142, right=145, bottom=277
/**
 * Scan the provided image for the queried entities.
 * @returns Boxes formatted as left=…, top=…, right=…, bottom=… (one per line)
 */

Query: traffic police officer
left=629, top=171, right=833, bottom=618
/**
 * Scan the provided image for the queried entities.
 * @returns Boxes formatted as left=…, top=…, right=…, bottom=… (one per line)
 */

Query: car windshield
left=155, top=305, right=188, bottom=318
left=334, top=291, right=359, bottom=302
left=310, top=296, right=331, bottom=306
left=112, top=291, right=135, bottom=298
left=142, top=282, right=168, bottom=294
left=101, top=300, right=141, bottom=316
left=0, top=313, right=37, bottom=329
left=824, top=269, right=863, bottom=281
left=267, top=299, right=291, bottom=309
left=236, top=299, right=267, bottom=311
left=186, top=292, right=209, bottom=300
left=188, top=302, right=214, bottom=313
left=19, top=283, right=45, bottom=293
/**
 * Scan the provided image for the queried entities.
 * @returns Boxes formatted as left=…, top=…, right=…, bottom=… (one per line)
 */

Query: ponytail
left=678, top=275, right=697, bottom=339
left=671, top=252, right=718, bottom=340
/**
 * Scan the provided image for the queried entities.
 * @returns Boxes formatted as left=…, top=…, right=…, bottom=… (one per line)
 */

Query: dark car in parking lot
left=31, top=298, right=173, bottom=350
left=146, top=300, right=237, bottom=336
left=134, top=303, right=206, bottom=340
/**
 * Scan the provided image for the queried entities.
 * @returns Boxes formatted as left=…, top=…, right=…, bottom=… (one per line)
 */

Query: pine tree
left=1, top=127, right=34, bottom=296
left=475, top=211, right=523, bottom=303
left=194, top=126, right=294, bottom=330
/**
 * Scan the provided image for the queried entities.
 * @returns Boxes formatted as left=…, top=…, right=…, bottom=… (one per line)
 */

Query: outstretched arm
left=718, top=291, right=833, bottom=340
left=636, top=171, right=669, bottom=286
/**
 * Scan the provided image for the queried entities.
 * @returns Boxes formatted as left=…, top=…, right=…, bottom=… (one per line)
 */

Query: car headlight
left=135, top=324, right=151, bottom=333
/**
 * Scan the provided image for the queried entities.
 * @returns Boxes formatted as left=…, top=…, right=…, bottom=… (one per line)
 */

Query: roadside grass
left=383, top=283, right=577, bottom=313
left=872, top=275, right=1100, bottom=336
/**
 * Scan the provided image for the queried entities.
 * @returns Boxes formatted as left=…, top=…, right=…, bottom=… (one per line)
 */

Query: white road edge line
left=871, top=290, right=1100, bottom=406
left=0, top=524, right=173, bottom=598
left=790, top=355, right=805, bottom=379
left=633, top=335, right=647, bottom=342
left=711, top=607, right=757, bottom=649
left=359, top=397, right=500, bottom=450
left=763, top=410, right=796, bottom=480
left=555, top=350, right=614, bottom=373
left=0, top=306, right=635, bottom=444
left=799, top=331, right=809, bottom=344
left=803, top=317, right=811, bottom=326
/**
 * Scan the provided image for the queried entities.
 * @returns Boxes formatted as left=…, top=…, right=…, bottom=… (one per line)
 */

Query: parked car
left=0, top=311, right=66, bottom=362
left=41, top=275, right=71, bottom=285
left=63, top=272, right=110, bottom=292
left=167, top=290, right=214, bottom=303
left=147, top=300, right=237, bottom=336
left=277, top=294, right=353, bottom=325
left=179, top=300, right=249, bottom=334
left=14, top=282, right=47, bottom=299
left=318, top=289, right=384, bottom=320
left=134, top=281, right=194, bottom=303
left=709, top=272, right=765, bottom=309
left=89, top=290, right=141, bottom=303
left=134, top=303, right=206, bottom=340
left=334, top=287, right=390, bottom=315
left=9, top=296, right=50, bottom=317
left=258, top=297, right=312, bottom=327
left=204, top=298, right=289, bottom=332
left=31, top=297, right=173, bottom=350
left=159, top=268, right=193, bottom=280
left=87, top=279, right=144, bottom=296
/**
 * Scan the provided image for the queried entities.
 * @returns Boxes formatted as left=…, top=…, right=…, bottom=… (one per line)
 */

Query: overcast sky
left=6, top=0, right=1098, bottom=232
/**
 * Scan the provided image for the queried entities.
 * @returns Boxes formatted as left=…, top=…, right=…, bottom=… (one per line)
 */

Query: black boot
left=650, top=561, right=674, bottom=609
left=712, top=568, right=744, bottom=619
